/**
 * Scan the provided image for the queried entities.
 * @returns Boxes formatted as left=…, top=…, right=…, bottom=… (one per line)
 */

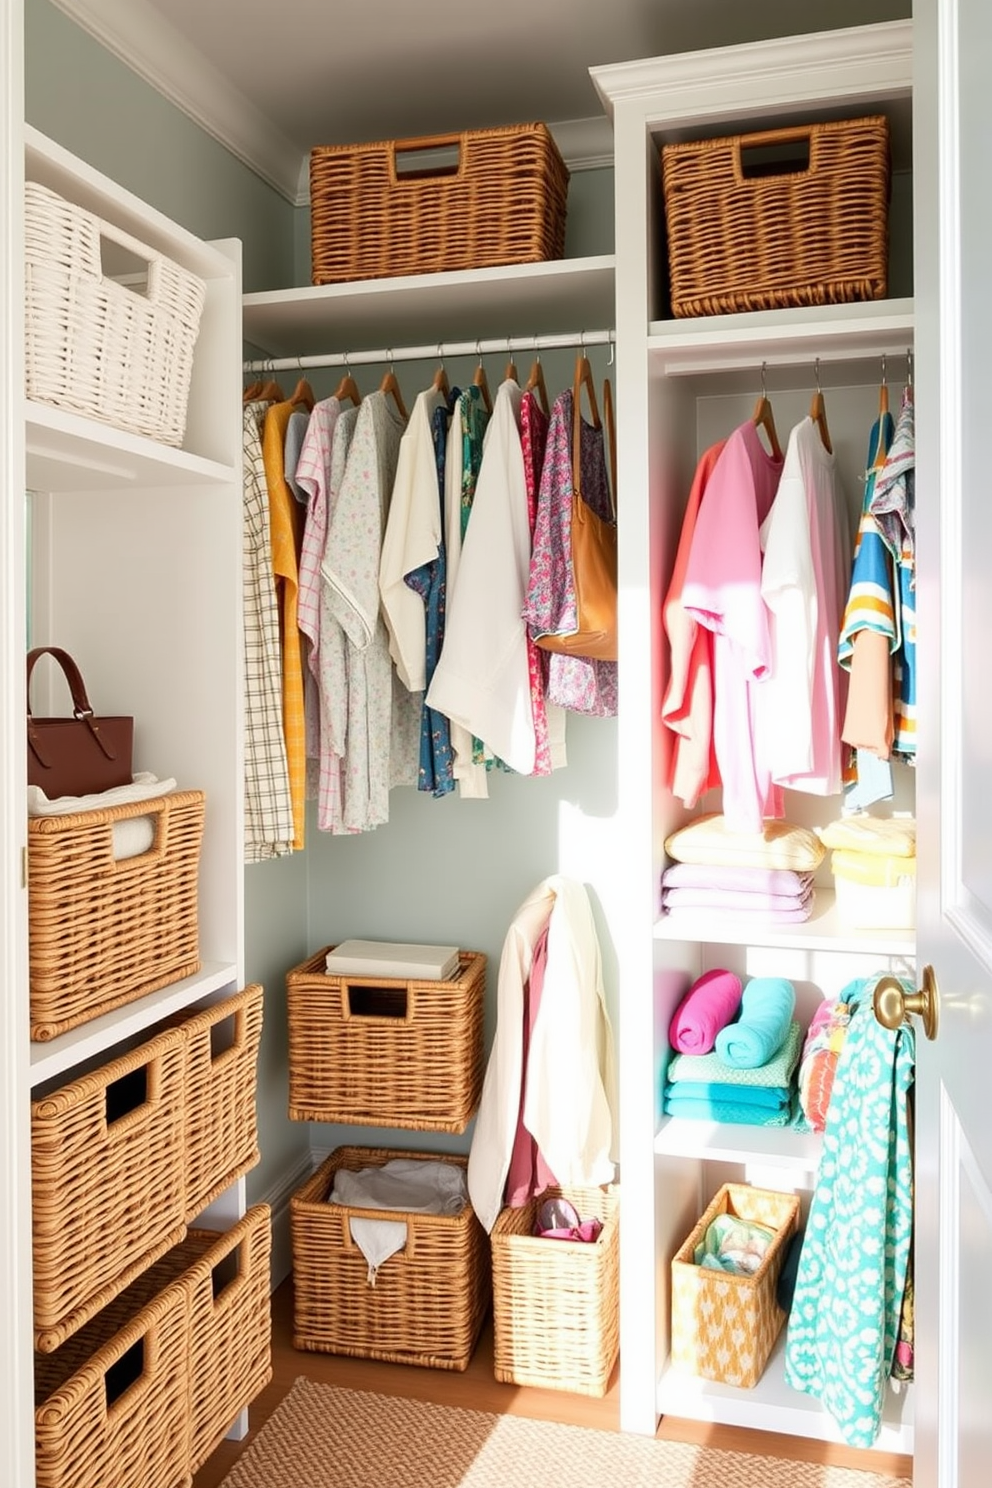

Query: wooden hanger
left=752, top=362, right=782, bottom=461
left=573, top=348, right=601, bottom=430
left=290, top=375, right=315, bottom=412
left=505, top=353, right=519, bottom=384
left=603, top=376, right=617, bottom=520
left=872, top=354, right=890, bottom=471
left=243, top=375, right=263, bottom=403
left=525, top=355, right=550, bottom=416
left=432, top=347, right=450, bottom=401
left=379, top=363, right=408, bottom=420
left=473, top=349, right=493, bottom=414
left=809, top=358, right=832, bottom=453
left=333, top=362, right=362, bottom=408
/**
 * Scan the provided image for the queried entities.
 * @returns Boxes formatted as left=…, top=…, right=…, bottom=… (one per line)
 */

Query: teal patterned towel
left=668, top=1020, right=802, bottom=1088
left=664, top=1082, right=789, bottom=1110
left=662, top=1095, right=792, bottom=1126
left=784, top=975, right=915, bottom=1448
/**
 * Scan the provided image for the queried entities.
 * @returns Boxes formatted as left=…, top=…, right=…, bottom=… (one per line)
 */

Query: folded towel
left=668, top=968, right=742, bottom=1055
left=663, top=1094, right=793, bottom=1126
left=662, top=884, right=813, bottom=912
left=667, top=1020, right=802, bottom=1089
left=663, top=1081, right=790, bottom=1110
left=715, top=976, right=796, bottom=1069
left=662, top=862, right=815, bottom=896
left=664, top=814, right=826, bottom=872
left=662, top=894, right=816, bottom=925
left=817, top=813, right=916, bottom=857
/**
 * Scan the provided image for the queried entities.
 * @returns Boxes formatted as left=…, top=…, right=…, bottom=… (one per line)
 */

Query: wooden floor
left=192, top=1277, right=912, bottom=1487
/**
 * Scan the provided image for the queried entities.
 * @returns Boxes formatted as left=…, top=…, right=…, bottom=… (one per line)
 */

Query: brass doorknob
left=873, top=964, right=940, bottom=1041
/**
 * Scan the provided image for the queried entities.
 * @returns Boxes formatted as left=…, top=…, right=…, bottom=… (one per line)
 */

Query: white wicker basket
left=24, top=181, right=207, bottom=447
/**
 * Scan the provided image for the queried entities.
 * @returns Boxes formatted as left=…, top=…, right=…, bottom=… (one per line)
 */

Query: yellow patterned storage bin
left=670, top=1183, right=800, bottom=1388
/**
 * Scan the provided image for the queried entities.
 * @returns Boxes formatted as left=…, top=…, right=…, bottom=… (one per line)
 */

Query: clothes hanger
left=379, top=351, right=408, bottom=420
left=809, top=357, right=832, bottom=453
left=872, top=353, right=890, bottom=471
left=504, top=338, right=519, bottom=384
left=525, top=351, right=550, bottom=416
left=432, top=344, right=450, bottom=400
left=473, top=344, right=493, bottom=413
left=290, top=363, right=316, bottom=412
left=333, top=353, right=361, bottom=408
left=243, top=373, right=263, bottom=402
left=752, top=361, right=783, bottom=461
left=573, top=341, right=601, bottom=430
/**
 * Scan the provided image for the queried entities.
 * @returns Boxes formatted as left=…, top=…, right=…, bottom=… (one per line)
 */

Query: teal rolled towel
left=715, top=976, right=796, bottom=1069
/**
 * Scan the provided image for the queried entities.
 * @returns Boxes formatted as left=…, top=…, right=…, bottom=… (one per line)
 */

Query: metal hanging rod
left=243, top=328, right=615, bottom=375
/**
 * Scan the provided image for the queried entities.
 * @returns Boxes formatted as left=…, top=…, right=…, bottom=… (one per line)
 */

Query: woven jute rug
left=218, top=1377, right=912, bottom=1488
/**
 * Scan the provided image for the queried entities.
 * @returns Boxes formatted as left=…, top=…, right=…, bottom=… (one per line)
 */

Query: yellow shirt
left=262, top=398, right=306, bottom=849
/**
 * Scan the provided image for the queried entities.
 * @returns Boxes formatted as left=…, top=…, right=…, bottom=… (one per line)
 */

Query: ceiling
left=53, top=0, right=911, bottom=202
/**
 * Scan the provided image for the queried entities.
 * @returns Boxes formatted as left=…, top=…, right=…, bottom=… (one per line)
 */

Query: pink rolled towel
left=668, top=968, right=743, bottom=1054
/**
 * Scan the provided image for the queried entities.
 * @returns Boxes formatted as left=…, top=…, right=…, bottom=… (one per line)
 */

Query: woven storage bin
left=24, top=180, right=206, bottom=446
left=661, top=116, right=890, bottom=317
left=490, top=1184, right=620, bottom=1396
left=170, top=982, right=264, bottom=1222
left=670, top=1182, right=800, bottom=1387
left=31, top=1025, right=188, bottom=1354
left=28, top=789, right=206, bottom=1041
left=309, top=122, right=569, bottom=284
left=291, top=1146, right=490, bottom=1370
left=286, top=947, right=486, bottom=1131
left=34, top=1205, right=272, bottom=1488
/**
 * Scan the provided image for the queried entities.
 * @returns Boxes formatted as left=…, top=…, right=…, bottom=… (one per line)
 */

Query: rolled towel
left=715, top=976, right=796, bottom=1069
left=669, top=968, right=742, bottom=1054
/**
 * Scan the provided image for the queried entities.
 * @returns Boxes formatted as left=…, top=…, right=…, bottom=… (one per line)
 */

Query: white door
left=913, top=1, right=992, bottom=1484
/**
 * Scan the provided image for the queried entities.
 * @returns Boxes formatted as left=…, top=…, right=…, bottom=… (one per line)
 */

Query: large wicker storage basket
left=33, top=1206, right=272, bottom=1488
left=24, top=180, right=206, bottom=446
left=309, top=123, right=569, bottom=284
left=291, top=1146, right=490, bottom=1371
left=490, top=1184, right=620, bottom=1396
left=670, top=1182, right=800, bottom=1387
left=28, top=789, right=206, bottom=1041
left=31, top=1025, right=189, bottom=1354
left=170, top=982, right=264, bottom=1223
left=661, top=116, right=890, bottom=317
left=286, top=947, right=486, bottom=1131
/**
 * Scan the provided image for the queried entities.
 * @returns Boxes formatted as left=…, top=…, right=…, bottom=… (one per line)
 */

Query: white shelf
left=655, top=1116, right=822, bottom=1176
left=654, top=888, right=916, bottom=956
left=647, top=297, right=915, bottom=376
left=29, top=961, right=240, bottom=1088
left=25, top=399, right=238, bottom=493
left=242, top=254, right=616, bottom=357
left=658, top=1334, right=914, bottom=1453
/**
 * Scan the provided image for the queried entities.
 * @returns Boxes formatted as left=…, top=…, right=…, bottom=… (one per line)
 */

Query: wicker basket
left=309, top=123, right=569, bottom=284
left=24, top=180, right=206, bottom=446
left=31, top=1025, right=188, bottom=1354
left=491, top=1184, right=620, bottom=1396
left=33, top=1206, right=272, bottom=1488
left=28, top=789, right=206, bottom=1041
left=286, top=947, right=486, bottom=1131
left=171, top=982, right=264, bottom=1223
left=291, top=1146, right=490, bottom=1370
left=670, top=1182, right=800, bottom=1387
left=661, top=116, right=890, bottom=317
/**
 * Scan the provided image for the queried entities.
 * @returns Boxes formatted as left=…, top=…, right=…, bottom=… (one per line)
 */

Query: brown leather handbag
left=536, top=355, right=618, bottom=662
left=27, top=646, right=134, bottom=800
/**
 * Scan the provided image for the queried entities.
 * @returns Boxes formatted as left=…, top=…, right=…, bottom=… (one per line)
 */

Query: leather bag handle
left=26, top=646, right=120, bottom=765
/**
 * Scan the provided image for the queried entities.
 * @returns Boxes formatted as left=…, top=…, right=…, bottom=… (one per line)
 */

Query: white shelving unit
left=591, top=18, right=917, bottom=1455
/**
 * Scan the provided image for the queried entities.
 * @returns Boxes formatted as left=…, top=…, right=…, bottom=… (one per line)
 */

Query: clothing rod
left=243, top=329, right=615, bottom=374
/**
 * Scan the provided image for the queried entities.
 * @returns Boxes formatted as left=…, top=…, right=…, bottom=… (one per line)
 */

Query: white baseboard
left=258, top=1150, right=316, bottom=1290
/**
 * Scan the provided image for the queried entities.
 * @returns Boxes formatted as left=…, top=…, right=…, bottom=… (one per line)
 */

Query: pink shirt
left=682, top=420, right=784, bottom=833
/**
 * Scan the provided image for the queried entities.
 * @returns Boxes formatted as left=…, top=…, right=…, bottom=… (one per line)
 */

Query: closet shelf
left=647, top=297, right=915, bottom=376
left=654, top=888, right=916, bottom=956
left=654, top=1117, right=822, bottom=1175
left=29, top=961, right=240, bottom=1089
left=657, top=1333, right=914, bottom=1452
left=242, top=254, right=616, bottom=357
left=26, top=400, right=238, bottom=493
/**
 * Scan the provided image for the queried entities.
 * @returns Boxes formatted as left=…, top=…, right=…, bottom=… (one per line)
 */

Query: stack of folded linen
left=662, top=815, right=825, bottom=925
left=797, top=996, right=852, bottom=1132
left=818, top=814, right=916, bottom=930
left=664, top=975, right=801, bottom=1126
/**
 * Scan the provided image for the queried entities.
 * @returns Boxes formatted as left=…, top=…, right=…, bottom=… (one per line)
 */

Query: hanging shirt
left=523, top=389, right=618, bottom=718
left=661, top=438, right=726, bottom=808
left=871, top=387, right=916, bottom=761
left=758, top=416, right=852, bottom=795
left=242, top=398, right=293, bottom=862
left=262, top=398, right=307, bottom=848
left=379, top=385, right=449, bottom=691
left=519, top=390, right=564, bottom=775
left=681, top=419, right=784, bottom=833
left=427, top=379, right=537, bottom=775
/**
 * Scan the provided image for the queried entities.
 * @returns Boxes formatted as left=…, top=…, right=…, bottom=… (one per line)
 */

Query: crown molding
left=49, top=1, right=615, bottom=207
left=48, top=0, right=304, bottom=201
